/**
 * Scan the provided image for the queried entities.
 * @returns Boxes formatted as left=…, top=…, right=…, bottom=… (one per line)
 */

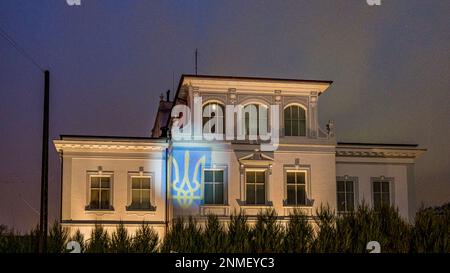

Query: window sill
left=200, top=204, right=229, bottom=208
left=200, top=205, right=230, bottom=216
left=85, top=205, right=114, bottom=211
left=239, top=204, right=273, bottom=209
left=283, top=205, right=313, bottom=208
left=125, top=205, right=157, bottom=212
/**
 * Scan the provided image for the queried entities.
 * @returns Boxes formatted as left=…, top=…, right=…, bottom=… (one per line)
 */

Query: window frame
left=283, top=165, right=311, bottom=207
left=283, top=104, right=307, bottom=137
left=336, top=176, right=358, bottom=213
left=86, top=172, right=114, bottom=211
left=203, top=168, right=227, bottom=205
left=202, top=101, right=225, bottom=136
left=244, top=169, right=267, bottom=205
left=241, top=103, right=270, bottom=140
left=285, top=170, right=308, bottom=206
left=371, top=176, right=395, bottom=209
left=126, top=172, right=156, bottom=211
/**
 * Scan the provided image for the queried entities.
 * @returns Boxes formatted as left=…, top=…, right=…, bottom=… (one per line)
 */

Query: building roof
left=179, top=74, right=333, bottom=85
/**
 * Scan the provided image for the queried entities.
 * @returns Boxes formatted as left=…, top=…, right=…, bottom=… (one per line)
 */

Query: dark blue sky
left=0, top=0, right=449, bottom=232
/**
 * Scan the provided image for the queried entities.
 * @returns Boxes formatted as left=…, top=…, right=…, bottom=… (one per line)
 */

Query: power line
left=0, top=25, right=45, bottom=72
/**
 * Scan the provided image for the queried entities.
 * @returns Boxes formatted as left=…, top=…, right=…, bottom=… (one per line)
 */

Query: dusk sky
left=0, top=0, right=449, bottom=232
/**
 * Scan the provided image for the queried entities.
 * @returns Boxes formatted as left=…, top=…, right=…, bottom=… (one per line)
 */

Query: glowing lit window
left=286, top=171, right=307, bottom=206
left=129, top=176, right=153, bottom=210
left=204, top=170, right=224, bottom=205
left=245, top=170, right=266, bottom=205
left=284, top=105, right=306, bottom=136
left=89, top=175, right=111, bottom=210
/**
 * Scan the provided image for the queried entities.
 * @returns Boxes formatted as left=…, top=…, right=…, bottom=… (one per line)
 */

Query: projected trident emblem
left=171, top=150, right=206, bottom=208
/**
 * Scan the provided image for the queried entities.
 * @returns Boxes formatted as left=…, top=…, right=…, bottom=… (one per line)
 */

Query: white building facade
left=54, top=75, right=425, bottom=237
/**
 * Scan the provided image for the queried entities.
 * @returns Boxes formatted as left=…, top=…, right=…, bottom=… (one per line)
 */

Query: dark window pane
left=214, top=171, right=224, bottom=183
left=337, top=192, right=346, bottom=212
left=246, top=172, right=255, bottom=183
left=141, top=178, right=151, bottom=189
left=214, top=184, right=223, bottom=204
left=346, top=193, right=354, bottom=211
left=132, top=178, right=140, bottom=189
left=285, top=121, right=292, bottom=136
left=286, top=172, right=296, bottom=184
left=141, top=189, right=150, bottom=205
left=256, top=185, right=265, bottom=204
left=337, top=181, right=345, bottom=192
left=101, top=190, right=110, bottom=208
left=205, top=184, right=214, bottom=204
left=292, top=106, right=299, bottom=119
left=90, top=190, right=99, bottom=209
left=299, top=107, right=306, bottom=119
left=382, top=193, right=390, bottom=205
left=284, top=107, right=291, bottom=120
left=132, top=189, right=140, bottom=204
left=91, top=177, right=100, bottom=188
left=374, top=193, right=381, bottom=208
left=346, top=181, right=353, bottom=192
left=296, top=172, right=306, bottom=184
left=246, top=185, right=255, bottom=204
left=299, top=121, right=306, bottom=136
left=292, top=119, right=299, bottom=136
left=373, top=182, right=381, bottom=193
left=101, top=177, right=110, bottom=188
left=382, top=182, right=389, bottom=193
left=205, top=171, right=213, bottom=183
left=255, top=171, right=265, bottom=183
left=287, top=185, right=296, bottom=205
left=297, top=186, right=306, bottom=205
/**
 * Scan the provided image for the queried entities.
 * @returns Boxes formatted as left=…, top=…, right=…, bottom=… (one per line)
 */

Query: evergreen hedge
left=0, top=203, right=448, bottom=253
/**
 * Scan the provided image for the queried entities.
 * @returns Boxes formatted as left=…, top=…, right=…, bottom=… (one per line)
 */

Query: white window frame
left=285, top=170, right=308, bottom=206
left=283, top=104, right=307, bottom=137
left=336, top=176, right=359, bottom=213
left=86, top=172, right=114, bottom=211
left=244, top=168, right=267, bottom=205
left=203, top=168, right=227, bottom=205
left=127, top=172, right=155, bottom=211
left=202, top=101, right=225, bottom=136
left=371, top=176, right=395, bottom=209
left=283, top=165, right=311, bottom=207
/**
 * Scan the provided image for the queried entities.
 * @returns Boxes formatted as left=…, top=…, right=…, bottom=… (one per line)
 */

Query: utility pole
left=39, top=70, right=50, bottom=253
left=195, top=48, right=198, bottom=75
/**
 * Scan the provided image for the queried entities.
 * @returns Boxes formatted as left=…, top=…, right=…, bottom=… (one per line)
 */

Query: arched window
left=242, top=104, right=268, bottom=137
left=284, top=105, right=306, bottom=136
left=202, top=102, right=224, bottom=134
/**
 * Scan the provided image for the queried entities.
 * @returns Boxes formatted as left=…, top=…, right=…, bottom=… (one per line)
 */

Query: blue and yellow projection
left=170, top=148, right=211, bottom=208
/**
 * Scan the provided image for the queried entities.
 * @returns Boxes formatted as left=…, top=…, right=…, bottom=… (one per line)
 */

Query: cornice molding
left=336, top=147, right=426, bottom=158
left=54, top=140, right=168, bottom=153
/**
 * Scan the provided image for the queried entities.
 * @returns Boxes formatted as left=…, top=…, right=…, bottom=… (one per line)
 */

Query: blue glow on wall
left=170, top=147, right=211, bottom=208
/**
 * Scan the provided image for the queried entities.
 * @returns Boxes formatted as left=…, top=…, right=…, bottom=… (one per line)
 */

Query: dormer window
left=242, top=104, right=269, bottom=138
left=202, top=102, right=225, bottom=134
left=284, top=105, right=306, bottom=136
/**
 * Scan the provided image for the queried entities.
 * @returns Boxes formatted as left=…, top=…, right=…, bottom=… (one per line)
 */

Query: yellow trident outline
left=170, top=150, right=205, bottom=208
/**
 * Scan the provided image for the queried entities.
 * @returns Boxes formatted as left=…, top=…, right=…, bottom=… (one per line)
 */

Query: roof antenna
left=172, top=71, right=175, bottom=95
left=195, top=48, right=198, bottom=75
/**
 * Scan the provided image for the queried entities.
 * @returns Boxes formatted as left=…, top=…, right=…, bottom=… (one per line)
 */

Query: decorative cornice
left=336, top=147, right=426, bottom=158
left=54, top=140, right=167, bottom=153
